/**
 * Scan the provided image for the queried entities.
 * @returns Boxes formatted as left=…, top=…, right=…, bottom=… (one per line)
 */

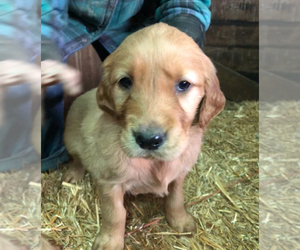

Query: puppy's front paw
left=62, top=164, right=85, bottom=184
left=166, top=210, right=196, bottom=234
left=92, top=233, right=124, bottom=250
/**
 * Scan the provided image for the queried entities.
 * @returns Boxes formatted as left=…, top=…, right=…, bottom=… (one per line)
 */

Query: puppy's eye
left=176, top=81, right=191, bottom=92
left=118, top=77, right=133, bottom=90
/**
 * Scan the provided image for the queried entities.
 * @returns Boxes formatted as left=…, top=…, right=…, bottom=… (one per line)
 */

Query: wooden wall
left=259, top=0, right=300, bottom=101
left=205, top=0, right=259, bottom=82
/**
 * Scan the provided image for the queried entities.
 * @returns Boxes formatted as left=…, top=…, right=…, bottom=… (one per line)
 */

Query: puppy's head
left=97, top=23, right=225, bottom=161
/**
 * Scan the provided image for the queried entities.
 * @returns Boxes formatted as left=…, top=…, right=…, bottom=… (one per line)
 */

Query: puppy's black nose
left=133, top=129, right=166, bottom=150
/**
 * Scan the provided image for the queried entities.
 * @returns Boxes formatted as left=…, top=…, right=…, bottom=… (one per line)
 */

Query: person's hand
left=0, top=60, right=40, bottom=127
left=41, top=60, right=82, bottom=96
left=0, top=60, right=40, bottom=93
left=0, top=59, right=82, bottom=97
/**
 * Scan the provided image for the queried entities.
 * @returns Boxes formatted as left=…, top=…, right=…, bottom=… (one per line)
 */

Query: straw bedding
left=40, top=100, right=259, bottom=250
left=259, top=101, right=300, bottom=250
left=0, top=100, right=260, bottom=249
left=2, top=101, right=298, bottom=249
left=0, top=165, right=41, bottom=249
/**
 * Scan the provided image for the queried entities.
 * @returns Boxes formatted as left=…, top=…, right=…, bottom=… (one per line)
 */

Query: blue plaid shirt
left=42, top=0, right=211, bottom=61
left=0, top=0, right=40, bottom=61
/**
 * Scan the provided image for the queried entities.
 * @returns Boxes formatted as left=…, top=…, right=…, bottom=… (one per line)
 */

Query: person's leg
left=41, top=57, right=82, bottom=172
left=41, top=84, right=68, bottom=171
left=40, top=0, right=69, bottom=171
left=0, top=0, right=40, bottom=172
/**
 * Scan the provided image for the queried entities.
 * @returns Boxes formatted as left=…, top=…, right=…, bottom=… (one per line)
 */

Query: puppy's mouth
left=120, top=137, right=184, bottom=162
left=123, top=147, right=177, bottom=162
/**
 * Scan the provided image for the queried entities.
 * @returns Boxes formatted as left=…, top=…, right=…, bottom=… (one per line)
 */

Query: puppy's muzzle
left=133, top=126, right=166, bottom=150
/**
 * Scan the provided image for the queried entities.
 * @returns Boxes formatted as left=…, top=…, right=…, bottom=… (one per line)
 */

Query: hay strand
left=42, top=101, right=259, bottom=249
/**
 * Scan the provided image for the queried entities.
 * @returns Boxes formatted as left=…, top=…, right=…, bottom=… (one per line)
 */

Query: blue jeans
left=0, top=84, right=39, bottom=172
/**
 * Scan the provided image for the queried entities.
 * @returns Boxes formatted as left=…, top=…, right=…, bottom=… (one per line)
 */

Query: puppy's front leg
left=92, top=184, right=126, bottom=250
left=165, top=174, right=196, bottom=234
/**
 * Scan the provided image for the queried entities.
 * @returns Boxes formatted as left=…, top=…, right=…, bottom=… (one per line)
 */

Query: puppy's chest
left=123, top=160, right=181, bottom=196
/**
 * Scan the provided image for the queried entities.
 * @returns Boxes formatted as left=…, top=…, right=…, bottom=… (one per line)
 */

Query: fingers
left=41, top=60, right=82, bottom=96
left=0, top=60, right=33, bottom=87
left=0, top=59, right=82, bottom=97
left=41, top=60, right=65, bottom=86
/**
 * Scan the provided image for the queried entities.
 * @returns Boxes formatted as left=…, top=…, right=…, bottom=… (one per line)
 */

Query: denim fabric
left=0, top=0, right=40, bottom=61
left=60, top=0, right=211, bottom=57
left=41, top=0, right=68, bottom=52
left=41, top=84, right=68, bottom=171
left=0, top=84, right=39, bottom=172
left=155, top=0, right=211, bottom=31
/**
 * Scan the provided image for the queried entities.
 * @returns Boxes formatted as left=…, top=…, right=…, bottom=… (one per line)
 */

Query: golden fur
left=63, top=23, right=225, bottom=250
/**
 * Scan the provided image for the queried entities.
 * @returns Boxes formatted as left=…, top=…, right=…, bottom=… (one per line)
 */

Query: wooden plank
left=260, top=47, right=300, bottom=73
left=270, top=72, right=300, bottom=85
left=260, top=70, right=300, bottom=102
left=237, top=71, right=259, bottom=83
left=67, top=49, right=80, bottom=69
left=67, top=44, right=102, bottom=92
left=204, top=47, right=258, bottom=73
left=211, top=0, right=258, bottom=22
left=260, top=24, right=300, bottom=47
left=260, top=0, right=300, bottom=22
left=206, top=24, right=258, bottom=47
left=65, top=44, right=102, bottom=116
left=213, top=60, right=259, bottom=102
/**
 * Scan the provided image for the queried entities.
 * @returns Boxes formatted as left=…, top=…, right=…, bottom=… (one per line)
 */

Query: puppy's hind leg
left=62, top=156, right=85, bottom=183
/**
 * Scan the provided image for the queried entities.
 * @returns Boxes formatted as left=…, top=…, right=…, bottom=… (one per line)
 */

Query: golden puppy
left=64, top=23, right=225, bottom=250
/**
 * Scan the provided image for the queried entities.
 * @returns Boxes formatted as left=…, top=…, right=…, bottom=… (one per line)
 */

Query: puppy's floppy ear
left=96, top=58, right=117, bottom=117
left=199, top=63, right=226, bottom=129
